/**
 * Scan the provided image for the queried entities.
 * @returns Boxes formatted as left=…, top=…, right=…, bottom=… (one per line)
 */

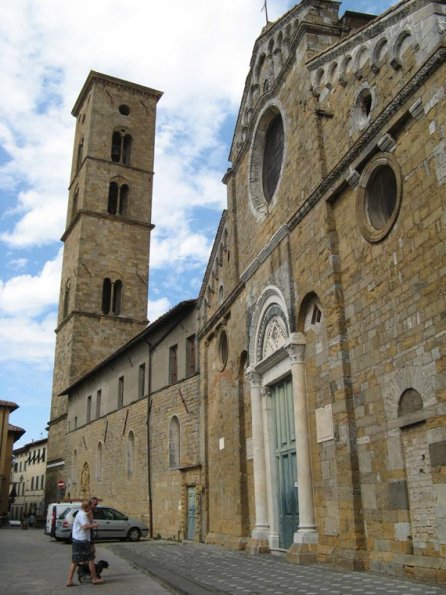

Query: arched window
left=398, top=388, right=423, bottom=417
left=108, top=182, right=118, bottom=214
left=127, top=431, right=134, bottom=476
left=63, top=280, right=71, bottom=319
left=112, top=280, right=122, bottom=315
left=169, top=416, right=180, bottom=468
left=111, top=131, right=132, bottom=165
left=108, top=182, right=129, bottom=216
left=102, top=278, right=112, bottom=314
left=102, top=278, right=123, bottom=315
left=111, top=132, right=121, bottom=162
left=96, top=442, right=102, bottom=481
left=76, top=139, right=84, bottom=172
left=119, top=184, right=129, bottom=215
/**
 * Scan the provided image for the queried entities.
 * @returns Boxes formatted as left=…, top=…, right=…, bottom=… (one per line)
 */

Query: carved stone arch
left=102, top=268, right=124, bottom=282
left=382, top=362, right=437, bottom=422
left=109, top=173, right=128, bottom=185
left=339, top=54, right=353, bottom=85
left=371, top=37, right=389, bottom=72
left=327, top=61, right=338, bottom=87
left=268, top=38, right=275, bottom=55
left=354, top=45, right=370, bottom=73
left=284, top=23, right=292, bottom=47
left=249, top=286, right=290, bottom=366
left=255, top=53, right=267, bottom=84
left=391, top=29, right=413, bottom=70
left=398, top=388, right=423, bottom=417
left=314, top=67, right=325, bottom=90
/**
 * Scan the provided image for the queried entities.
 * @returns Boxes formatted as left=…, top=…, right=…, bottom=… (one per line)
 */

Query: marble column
left=246, top=367, right=269, bottom=540
left=284, top=333, right=318, bottom=543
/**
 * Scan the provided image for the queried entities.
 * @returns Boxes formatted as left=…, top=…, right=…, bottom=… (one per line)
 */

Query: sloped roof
left=0, top=399, right=19, bottom=412
left=8, top=424, right=26, bottom=441
left=58, top=299, right=197, bottom=396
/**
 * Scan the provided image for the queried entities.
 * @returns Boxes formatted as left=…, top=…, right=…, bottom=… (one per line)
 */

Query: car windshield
left=59, top=509, right=72, bottom=519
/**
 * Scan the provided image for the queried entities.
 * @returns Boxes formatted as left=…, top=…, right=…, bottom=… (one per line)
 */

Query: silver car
left=55, top=505, right=148, bottom=542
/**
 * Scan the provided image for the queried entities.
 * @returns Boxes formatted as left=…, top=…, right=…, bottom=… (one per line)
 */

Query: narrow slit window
left=112, top=280, right=122, bottom=315
left=108, top=182, right=118, bottom=214
left=102, top=278, right=112, bottom=314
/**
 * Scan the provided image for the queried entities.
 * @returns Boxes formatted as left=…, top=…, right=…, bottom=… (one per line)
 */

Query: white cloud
left=148, top=297, right=171, bottom=322
left=0, top=0, right=291, bottom=252
left=0, top=313, right=56, bottom=364
left=0, top=250, right=61, bottom=317
left=8, top=258, right=28, bottom=271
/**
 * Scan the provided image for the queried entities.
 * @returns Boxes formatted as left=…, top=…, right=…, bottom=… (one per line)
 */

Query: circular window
left=357, top=153, right=402, bottom=242
left=218, top=330, right=228, bottom=370
left=119, top=104, right=130, bottom=116
left=249, top=106, right=285, bottom=215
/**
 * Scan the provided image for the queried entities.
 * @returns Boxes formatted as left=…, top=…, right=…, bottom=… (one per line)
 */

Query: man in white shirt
left=66, top=500, right=105, bottom=586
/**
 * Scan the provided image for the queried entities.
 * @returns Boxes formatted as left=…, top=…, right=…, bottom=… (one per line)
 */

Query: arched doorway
left=246, top=287, right=317, bottom=552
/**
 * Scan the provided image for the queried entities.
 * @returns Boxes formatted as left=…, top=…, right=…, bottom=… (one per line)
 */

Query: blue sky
left=0, top=0, right=396, bottom=447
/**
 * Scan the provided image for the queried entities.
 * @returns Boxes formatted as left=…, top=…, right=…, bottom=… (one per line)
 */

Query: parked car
left=55, top=505, right=148, bottom=542
left=45, top=502, right=81, bottom=537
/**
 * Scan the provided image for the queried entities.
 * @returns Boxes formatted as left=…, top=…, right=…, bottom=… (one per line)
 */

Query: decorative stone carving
left=378, top=133, right=397, bottom=152
left=261, top=315, right=288, bottom=359
left=245, top=367, right=261, bottom=388
left=345, top=168, right=360, bottom=187
left=283, top=332, right=306, bottom=364
left=409, top=98, right=424, bottom=120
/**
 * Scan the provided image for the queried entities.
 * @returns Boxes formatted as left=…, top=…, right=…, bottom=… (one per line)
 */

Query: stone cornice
left=307, top=0, right=433, bottom=70
left=72, top=70, right=163, bottom=117
left=61, top=209, right=154, bottom=242
left=68, top=156, right=154, bottom=191
left=55, top=309, right=147, bottom=335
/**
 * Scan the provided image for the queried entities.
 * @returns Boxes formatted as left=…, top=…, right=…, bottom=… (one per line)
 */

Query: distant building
left=0, top=400, right=25, bottom=519
left=47, top=0, right=446, bottom=586
left=10, top=437, right=47, bottom=522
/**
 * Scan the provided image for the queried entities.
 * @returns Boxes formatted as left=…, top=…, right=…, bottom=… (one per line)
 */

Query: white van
left=45, top=502, right=81, bottom=537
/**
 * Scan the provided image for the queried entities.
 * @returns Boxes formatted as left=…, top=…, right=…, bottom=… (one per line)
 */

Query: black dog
left=77, top=560, right=109, bottom=583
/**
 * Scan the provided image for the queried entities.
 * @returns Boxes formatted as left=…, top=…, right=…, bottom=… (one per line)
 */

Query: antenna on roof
left=261, top=0, right=269, bottom=25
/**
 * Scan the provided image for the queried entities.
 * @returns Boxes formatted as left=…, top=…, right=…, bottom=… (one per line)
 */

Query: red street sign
left=57, top=480, right=65, bottom=488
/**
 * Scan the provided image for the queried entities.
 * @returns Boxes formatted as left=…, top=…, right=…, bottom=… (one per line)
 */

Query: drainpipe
left=144, top=337, right=154, bottom=538
left=144, top=314, right=190, bottom=539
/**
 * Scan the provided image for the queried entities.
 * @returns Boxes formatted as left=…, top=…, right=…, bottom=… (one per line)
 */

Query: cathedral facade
left=47, top=0, right=446, bottom=585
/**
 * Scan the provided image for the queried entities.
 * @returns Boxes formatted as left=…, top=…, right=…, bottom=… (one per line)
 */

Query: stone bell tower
left=45, top=72, right=162, bottom=502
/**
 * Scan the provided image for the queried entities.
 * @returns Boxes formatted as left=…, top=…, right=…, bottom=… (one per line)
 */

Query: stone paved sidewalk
left=105, top=540, right=446, bottom=595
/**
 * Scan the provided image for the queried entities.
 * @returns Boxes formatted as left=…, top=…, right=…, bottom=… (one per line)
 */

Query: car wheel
left=127, top=527, right=141, bottom=542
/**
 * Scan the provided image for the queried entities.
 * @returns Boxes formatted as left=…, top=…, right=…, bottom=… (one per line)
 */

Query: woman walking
left=66, top=500, right=105, bottom=586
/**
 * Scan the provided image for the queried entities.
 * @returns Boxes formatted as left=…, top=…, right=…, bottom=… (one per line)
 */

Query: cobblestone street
left=107, top=540, right=446, bottom=595
left=2, top=527, right=446, bottom=594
